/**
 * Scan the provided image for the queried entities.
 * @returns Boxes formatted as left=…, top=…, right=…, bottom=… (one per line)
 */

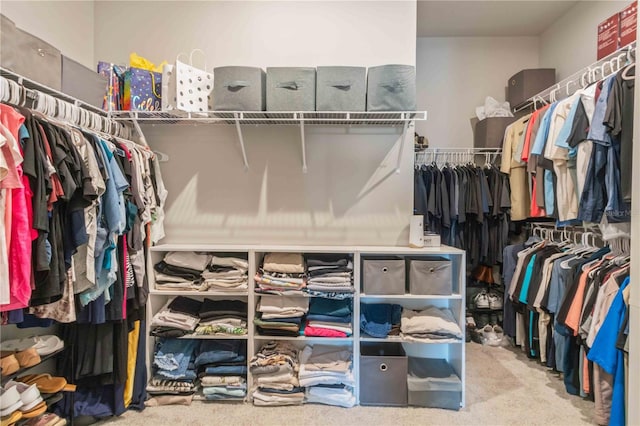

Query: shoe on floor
left=482, top=324, right=496, bottom=343
left=0, top=387, right=23, bottom=417
left=0, top=356, right=19, bottom=378
left=0, top=410, right=22, bottom=426
left=13, top=350, right=40, bottom=369
left=4, top=381, right=43, bottom=413
left=473, top=291, right=490, bottom=309
left=20, top=412, right=62, bottom=426
left=493, top=325, right=504, bottom=339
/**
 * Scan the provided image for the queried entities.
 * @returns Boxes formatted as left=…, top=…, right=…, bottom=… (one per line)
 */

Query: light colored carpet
left=104, top=343, right=594, bottom=426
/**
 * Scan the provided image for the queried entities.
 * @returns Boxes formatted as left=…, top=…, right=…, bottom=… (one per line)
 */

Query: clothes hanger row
left=416, top=150, right=501, bottom=168
left=535, top=44, right=636, bottom=106
left=0, top=75, right=132, bottom=140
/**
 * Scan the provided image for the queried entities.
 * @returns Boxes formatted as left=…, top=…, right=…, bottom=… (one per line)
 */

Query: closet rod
left=415, top=147, right=502, bottom=165
left=514, top=41, right=636, bottom=112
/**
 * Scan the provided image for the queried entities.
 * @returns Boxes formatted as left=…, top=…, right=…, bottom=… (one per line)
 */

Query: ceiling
left=417, top=1, right=580, bottom=37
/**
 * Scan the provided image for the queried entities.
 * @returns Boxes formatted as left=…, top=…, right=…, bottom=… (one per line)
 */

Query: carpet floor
left=104, top=343, right=594, bottom=426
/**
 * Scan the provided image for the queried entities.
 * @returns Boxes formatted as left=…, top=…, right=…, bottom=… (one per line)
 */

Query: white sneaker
left=0, top=387, right=23, bottom=417
left=488, top=292, right=503, bottom=310
left=474, top=291, right=490, bottom=309
left=482, top=324, right=496, bottom=343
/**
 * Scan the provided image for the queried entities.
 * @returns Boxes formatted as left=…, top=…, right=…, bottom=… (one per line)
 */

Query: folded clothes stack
left=360, top=303, right=403, bottom=338
left=200, top=256, right=249, bottom=292
left=150, top=297, right=202, bottom=337
left=250, top=341, right=303, bottom=406
left=304, top=298, right=352, bottom=338
left=154, top=252, right=211, bottom=291
left=195, top=341, right=247, bottom=401
left=299, top=345, right=355, bottom=408
left=400, top=307, right=463, bottom=343
left=304, top=254, right=354, bottom=298
left=153, top=252, right=249, bottom=292
left=255, top=253, right=306, bottom=294
left=148, top=338, right=200, bottom=406
left=254, top=296, right=309, bottom=337
left=194, top=299, right=248, bottom=336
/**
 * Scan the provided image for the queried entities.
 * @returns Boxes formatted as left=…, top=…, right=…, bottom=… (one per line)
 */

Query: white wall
left=0, top=0, right=95, bottom=68
left=539, top=0, right=630, bottom=80
left=94, top=1, right=417, bottom=246
left=416, top=36, right=539, bottom=147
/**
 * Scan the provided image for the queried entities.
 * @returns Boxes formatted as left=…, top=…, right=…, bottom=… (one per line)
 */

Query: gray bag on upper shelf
left=61, top=56, right=109, bottom=108
left=266, top=67, right=316, bottom=111
left=366, top=64, right=416, bottom=111
left=0, top=14, right=62, bottom=90
left=316, top=66, right=366, bottom=111
left=214, top=66, right=266, bottom=111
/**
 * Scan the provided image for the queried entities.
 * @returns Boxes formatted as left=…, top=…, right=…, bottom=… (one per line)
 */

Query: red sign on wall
left=619, top=1, right=638, bottom=48
left=597, top=14, right=620, bottom=59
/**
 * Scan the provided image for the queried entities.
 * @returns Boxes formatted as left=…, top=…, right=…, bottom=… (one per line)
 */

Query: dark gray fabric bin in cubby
left=360, top=343, right=408, bottom=406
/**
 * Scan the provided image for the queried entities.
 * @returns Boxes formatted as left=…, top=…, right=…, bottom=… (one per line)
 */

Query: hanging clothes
left=414, top=161, right=510, bottom=268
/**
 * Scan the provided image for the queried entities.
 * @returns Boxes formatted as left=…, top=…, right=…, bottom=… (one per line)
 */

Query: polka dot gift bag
left=172, top=49, right=214, bottom=113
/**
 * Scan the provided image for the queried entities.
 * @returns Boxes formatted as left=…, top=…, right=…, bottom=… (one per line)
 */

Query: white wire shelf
left=107, top=110, right=427, bottom=126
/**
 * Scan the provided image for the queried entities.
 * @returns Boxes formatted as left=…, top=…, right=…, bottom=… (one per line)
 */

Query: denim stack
left=299, top=345, right=356, bottom=408
left=195, top=340, right=247, bottom=401
left=251, top=341, right=303, bottom=406
left=360, top=303, right=403, bottom=338
left=147, top=338, right=200, bottom=405
left=304, top=298, right=352, bottom=338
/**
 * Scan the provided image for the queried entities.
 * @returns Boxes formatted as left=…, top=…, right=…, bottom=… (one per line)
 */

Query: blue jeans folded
left=154, top=338, right=199, bottom=377
left=204, top=365, right=247, bottom=375
left=195, top=340, right=244, bottom=367
left=306, top=313, right=352, bottom=323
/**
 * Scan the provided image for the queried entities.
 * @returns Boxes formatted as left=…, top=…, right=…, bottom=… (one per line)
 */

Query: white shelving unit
left=146, top=244, right=466, bottom=408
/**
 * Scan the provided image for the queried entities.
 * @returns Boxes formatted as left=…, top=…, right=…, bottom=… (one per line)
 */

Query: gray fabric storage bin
left=0, top=15, right=62, bottom=90
left=316, top=66, right=366, bottom=111
left=363, top=259, right=405, bottom=295
left=407, top=357, right=462, bottom=410
left=360, top=343, right=407, bottom=406
left=409, top=258, right=453, bottom=295
left=213, top=66, right=266, bottom=111
left=507, top=68, right=555, bottom=109
left=61, top=56, right=108, bottom=108
left=266, top=67, right=316, bottom=111
left=474, top=117, right=516, bottom=148
left=366, top=64, right=416, bottom=111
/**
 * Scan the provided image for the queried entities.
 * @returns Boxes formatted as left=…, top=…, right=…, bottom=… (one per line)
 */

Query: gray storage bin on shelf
left=407, top=357, right=462, bottom=410
left=507, top=68, right=555, bottom=109
left=316, top=66, right=366, bottom=111
left=213, top=66, right=266, bottom=111
left=409, top=257, right=453, bottom=295
left=0, top=14, right=62, bottom=90
left=363, top=258, right=406, bottom=295
left=266, top=67, right=316, bottom=111
left=61, top=56, right=109, bottom=108
left=360, top=343, right=408, bottom=406
left=474, top=117, right=516, bottom=148
left=366, top=64, right=416, bottom=111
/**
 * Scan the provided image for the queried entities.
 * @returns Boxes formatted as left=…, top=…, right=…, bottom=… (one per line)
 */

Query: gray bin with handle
left=213, top=66, right=266, bottom=111
left=407, top=357, right=462, bottom=410
left=360, top=343, right=408, bottom=406
left=363, top=258, right=406, bottom=295
left=0, top=14, right=62, bottom=90
left=409, top=258, right=453, bottom=295
left=316, top=66, right=366, bottom=111
left=266, top=67, right=316, bottom=111
left=366, top=64, right=416, bottom=111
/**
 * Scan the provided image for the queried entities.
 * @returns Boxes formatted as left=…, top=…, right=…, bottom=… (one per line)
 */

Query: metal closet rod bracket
left=396, top=116, right=410, bottom=174
left=233, top=112, right=250, bottom=171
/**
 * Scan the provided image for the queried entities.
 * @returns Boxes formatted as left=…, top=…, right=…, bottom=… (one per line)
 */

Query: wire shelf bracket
left=233, top=112, right=250, bottom=171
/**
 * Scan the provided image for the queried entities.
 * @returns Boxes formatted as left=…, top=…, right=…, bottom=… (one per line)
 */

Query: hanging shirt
left=501, top=115, right=531, bottom=221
